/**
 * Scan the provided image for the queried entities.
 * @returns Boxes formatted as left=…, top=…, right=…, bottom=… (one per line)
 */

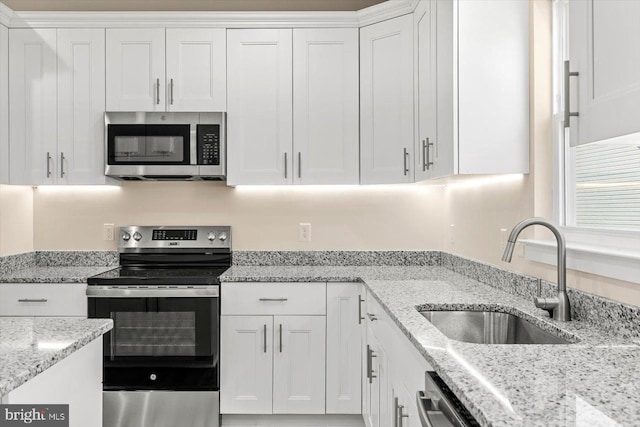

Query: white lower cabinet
left=221, top=282, right=328, bottom=415
left=273, top=316, right=326, bottom=414
left=363, top=289, right=432, bottom=427
left=326, top=283, right=363, bottom=414
left=0, top=283, right=87, bottom=317
left=3, top=338, right=103, bottom=427
left=220, top=316, right=273, bottom=414
left=0, top=24, right=8, bottom=183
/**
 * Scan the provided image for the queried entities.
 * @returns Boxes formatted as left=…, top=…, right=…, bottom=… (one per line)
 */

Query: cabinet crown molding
left=0, top=0, right=418, bottom=28
left=0, top=2, right=12, bottom=27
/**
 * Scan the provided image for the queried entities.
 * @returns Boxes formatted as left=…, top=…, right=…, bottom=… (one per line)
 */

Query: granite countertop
left=0, top=266, right=114, bottom=284
left=0, top=317, right=113, bottom=396
left=221, top=265, right=640, bottom=427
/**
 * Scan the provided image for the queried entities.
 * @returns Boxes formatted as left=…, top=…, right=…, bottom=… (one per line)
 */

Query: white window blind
left=573, top=134, right=640, bottom=231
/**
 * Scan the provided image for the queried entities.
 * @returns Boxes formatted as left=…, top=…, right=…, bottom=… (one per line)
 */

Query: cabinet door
left=57, top=29, right=107, bottom=185
left=360, top=15, right=414, bottom=184
left=220, top=316, right=273, bottom=414
left=393, top=380, right=418, bottom=427
left=366, top=328, right=390, bottom=427
left=414, top=0, right=441, bottom=182
left=326, top=283, right=362, bottom=414
left=9, top=29, right=58, bottom=185
left=227, top=29, right=293, bottom=186
left=293, top=28, right=359, bottom=185
left=0, top=24, right=8, bottom=184
left=106, top=29, right=165, bottom=112
left=273, top=315, right=325, bottom=414
left=166, top=28, right=226, bottom=112
left=569, top=0, right=640, bottom=145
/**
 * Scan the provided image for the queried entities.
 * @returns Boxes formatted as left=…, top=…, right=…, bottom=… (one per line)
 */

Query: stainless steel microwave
left=105, top=112, right=226, bottom=181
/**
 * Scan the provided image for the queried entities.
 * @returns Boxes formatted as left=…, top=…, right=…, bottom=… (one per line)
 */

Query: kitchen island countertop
left=0, top=317, right=112, bottom=396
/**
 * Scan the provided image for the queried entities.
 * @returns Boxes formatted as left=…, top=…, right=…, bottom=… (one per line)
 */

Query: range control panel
left=119, top=226, right=231, bottom=251
left=197, top=124, right=220, bottom=166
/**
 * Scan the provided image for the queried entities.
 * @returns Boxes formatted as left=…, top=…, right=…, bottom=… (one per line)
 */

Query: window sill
left=522, top=239, right=640, bottom=284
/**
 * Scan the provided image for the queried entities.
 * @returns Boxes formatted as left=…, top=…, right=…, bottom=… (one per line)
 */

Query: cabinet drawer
left=0, top=283, right=87, bottom=317
left=222, top=282, right=326, bottom=315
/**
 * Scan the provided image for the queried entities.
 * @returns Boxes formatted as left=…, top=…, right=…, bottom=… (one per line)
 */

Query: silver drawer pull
left=18, top=298, right=48, bottom=303
left=259, top=298, right=288, bottom=302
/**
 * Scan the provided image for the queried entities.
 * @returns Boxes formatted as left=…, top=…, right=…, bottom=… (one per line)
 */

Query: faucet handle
left=536, top=278, right=542, bottom=297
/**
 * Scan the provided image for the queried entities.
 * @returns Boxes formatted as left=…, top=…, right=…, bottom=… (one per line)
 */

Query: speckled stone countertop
left=0, top=266, right=114, bottom=284
left=221, top=266, right=640, bottom=427
left=0, top=317, right=113, bottom=396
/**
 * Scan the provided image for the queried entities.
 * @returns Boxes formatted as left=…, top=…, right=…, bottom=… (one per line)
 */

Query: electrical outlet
left=299, top=223, right=311, bottom=242
left=103, top=224, right=115, bottom=241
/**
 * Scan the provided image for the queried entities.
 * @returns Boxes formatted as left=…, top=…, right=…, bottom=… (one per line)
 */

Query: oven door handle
left=86, top=286, right=219, bottom=298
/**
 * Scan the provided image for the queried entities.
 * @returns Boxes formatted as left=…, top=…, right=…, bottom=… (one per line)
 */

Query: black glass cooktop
left=87, top=267, right=230, bottom=286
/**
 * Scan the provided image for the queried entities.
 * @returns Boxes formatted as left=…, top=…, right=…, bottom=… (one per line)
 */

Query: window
left=524, top=0, right=640, bottom=284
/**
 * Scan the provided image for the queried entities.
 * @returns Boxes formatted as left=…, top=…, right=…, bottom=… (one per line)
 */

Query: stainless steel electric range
left=87, top=225, right=231, bottom=427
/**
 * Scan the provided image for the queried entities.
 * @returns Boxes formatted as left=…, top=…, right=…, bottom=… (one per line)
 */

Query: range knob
left=150, top=373, right=157, bottom=381
left=122, top=232, right=131, bottom=241
left=133, top=232, right=142, bottom=241
left=207, top=232, right=216, bottom=241
left=218, top=232, right=227, bottom=242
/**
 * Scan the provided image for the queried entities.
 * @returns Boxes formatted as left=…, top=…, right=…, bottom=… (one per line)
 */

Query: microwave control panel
left=197, top=124, right=220, bottom=166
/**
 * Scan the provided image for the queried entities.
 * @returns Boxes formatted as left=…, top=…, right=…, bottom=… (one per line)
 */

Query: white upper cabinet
left=10, top=28, right=108, bottom=185
left=293, top=28, right=359, bottom=185
left=106, top=28, right=226, bottom=112
left=0, top=24, right=8, bottom=184
left=226, top=29, right=293, bottom=186
left=9, top=29, right=58, bottom=184
left=360, top=14, right=415, bottom=184
left=10, top=28, right=109, bottom=185
left=436, top=0, right=529, bottom=176
left=568, top=0, right=640, bottom=145
left=414, top=0, right=439, bottom=182
left=57, top=29, right=106, bottom=184
left=106, top=29, right=166, bottom=112
left=165, top=28, right=226, bottom=112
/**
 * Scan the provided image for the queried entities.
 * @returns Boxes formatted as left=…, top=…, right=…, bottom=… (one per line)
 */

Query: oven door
left=88, top=288, right=219, bottom=391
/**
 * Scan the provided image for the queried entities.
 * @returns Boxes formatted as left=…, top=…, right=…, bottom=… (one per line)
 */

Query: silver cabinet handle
left=170, top=78, right=174, bottom=105
left=396, top=398, right=409, bottom=427
left=298, top=152, right=302, bottom=178
left=367, top=313, right=378, bottom=322
left=156, top=78, right=161, bottom=105
left=358, top=295, right=365, bottom=325
left=263, top=324, right=267, bottom=353
left=403, top=148, right=409, bottom=176
left=423, top=138, right=434, bottom=171
left=60, top=152, right=66, bottom=178
left=18, top=298, right=48, bottom=303
left=563, top=60, right=579, bottom=128
left=259, top=298, right=288, bottom=302
left=366, top=345, right=377, bottom=383
left=279, top=323, right=283, bottom=353
left=46, top=152, right=52, bottom=178
left=284, top=152, right=288, bottom=179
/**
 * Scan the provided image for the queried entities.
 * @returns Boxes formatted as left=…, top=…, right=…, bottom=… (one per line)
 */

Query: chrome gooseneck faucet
left=501, top=218, right=571, bottom=321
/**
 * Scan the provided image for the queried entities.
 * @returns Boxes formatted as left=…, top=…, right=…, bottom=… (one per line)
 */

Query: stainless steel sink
left=419, top=310, right=574, bottom=344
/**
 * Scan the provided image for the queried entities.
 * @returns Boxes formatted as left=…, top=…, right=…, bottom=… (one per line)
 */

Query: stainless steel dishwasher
left=416, top=371, right=480, bottom=427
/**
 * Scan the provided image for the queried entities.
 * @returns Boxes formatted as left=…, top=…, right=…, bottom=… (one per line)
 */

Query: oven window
left=108, top=124, right=191, bottom=165
left=112, top=311, right=197, bottom=357
left=91, top=297, right=218, bottom=363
